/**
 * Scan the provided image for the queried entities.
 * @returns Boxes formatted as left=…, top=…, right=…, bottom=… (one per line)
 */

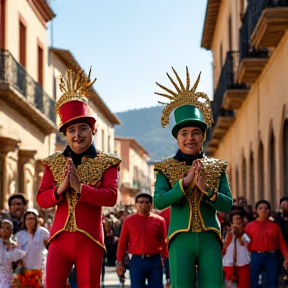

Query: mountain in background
left=115, top=106, right=178, bottom=161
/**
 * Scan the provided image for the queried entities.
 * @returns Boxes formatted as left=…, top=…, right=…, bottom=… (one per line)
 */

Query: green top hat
left=172, top=105, right=207, bottom=138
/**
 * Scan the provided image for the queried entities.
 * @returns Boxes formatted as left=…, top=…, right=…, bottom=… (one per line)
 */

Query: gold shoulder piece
left=154, top=158, right=187, bottom=187
left=43, top=152, right=67, bottom=186
left=200, top=156, right=227, bottom=191
left=77, top=151, right=121, bottom=186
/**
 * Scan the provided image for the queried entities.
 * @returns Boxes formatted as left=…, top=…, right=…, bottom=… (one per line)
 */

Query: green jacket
left=154, top=156, right=232, bottom=244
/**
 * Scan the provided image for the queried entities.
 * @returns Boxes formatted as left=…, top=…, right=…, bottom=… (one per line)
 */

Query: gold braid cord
left=55, top=67, right=97, bottom=115
left=155, top=67, right=213, bottom=128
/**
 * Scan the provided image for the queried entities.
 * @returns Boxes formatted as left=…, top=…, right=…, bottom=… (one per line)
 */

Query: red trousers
left=46, top=231, right=103, bottom=288
left=224, top=264, right=251, bottom=288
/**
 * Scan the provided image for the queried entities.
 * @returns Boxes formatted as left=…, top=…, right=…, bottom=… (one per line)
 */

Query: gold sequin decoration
left=198, top=157, right=227, bottom=191
left=65, top=189, right=78, bottom=232
left=155, top=156, right=227, bottom=232
left=43, top=151, right=121, bottom=187
left=43, top=151, right=121, bottom=231
left=155, top=67, right=213, bottom=128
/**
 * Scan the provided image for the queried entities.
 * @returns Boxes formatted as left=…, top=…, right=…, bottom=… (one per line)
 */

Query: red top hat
left=56, top=68, right=97, bottom=132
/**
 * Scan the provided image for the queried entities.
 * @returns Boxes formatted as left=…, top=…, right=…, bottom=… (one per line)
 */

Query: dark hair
left=280, top=197, right=288, bottom=205
left=229, top=209, right=245, bottom=223
left=23, top=211, right=38, bottom=231
left=255, top=200, right=271, bottom=210
left=8, top=193, right=27, bottom=206
left=135, top=193, right=152, bottom=203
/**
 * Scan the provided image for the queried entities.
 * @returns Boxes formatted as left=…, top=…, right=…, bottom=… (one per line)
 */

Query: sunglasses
left=137, top=201, right=151, bottom=204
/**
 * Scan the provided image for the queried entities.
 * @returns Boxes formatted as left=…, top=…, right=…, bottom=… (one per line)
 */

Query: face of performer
left=135, top=197, right=152, bottom=216
left=0, top=222, right=13, bottom=240
left=65, top=122, right=93, bottom=154
left=177, top=126, right=204, bottom=155
left=9, top=198, right=26, bottom=219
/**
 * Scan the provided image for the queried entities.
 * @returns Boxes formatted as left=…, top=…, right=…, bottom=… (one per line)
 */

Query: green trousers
left=169, top=231, right=224, bottom=288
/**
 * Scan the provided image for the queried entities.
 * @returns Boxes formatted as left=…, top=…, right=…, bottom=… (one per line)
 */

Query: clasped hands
left=56, top=158, right=81, bottom=196
left=182, top=159, right=209, bottom=195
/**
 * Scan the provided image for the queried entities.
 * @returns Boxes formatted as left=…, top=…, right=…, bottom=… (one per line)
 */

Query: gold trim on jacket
left=44, top=150, right=121, bottom=250
left=155, top=156, right=227, bottom=244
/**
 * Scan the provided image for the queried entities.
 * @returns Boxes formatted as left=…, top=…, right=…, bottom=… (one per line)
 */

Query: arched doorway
left=236, top=166, right=239, bottom=199
left=250, top=150, right=255, bottom=204
left=269, top=130, right=276, bottom=209
left=258, top=141, right=264, bottom=200
left=242, top=157, right=247, bottom=198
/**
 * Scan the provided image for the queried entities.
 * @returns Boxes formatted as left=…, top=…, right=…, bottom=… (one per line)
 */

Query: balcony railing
left=205, top=51, right=245, bottom=147
left=211, top=51, right=246, bottom=123
left=239, top=0, right=288, bottom=61
left=0, top=49, right=55, bottom=123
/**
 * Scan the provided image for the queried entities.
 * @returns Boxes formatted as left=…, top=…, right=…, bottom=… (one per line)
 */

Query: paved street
left=102, top=266, right=171, bottom=288
left=103, top=266, right=130, bottom=288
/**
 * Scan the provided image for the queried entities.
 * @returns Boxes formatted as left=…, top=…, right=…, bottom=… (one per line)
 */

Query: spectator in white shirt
left=14, top=209, right=49, bottom=287
left=222, top=209, right=251, bottom=288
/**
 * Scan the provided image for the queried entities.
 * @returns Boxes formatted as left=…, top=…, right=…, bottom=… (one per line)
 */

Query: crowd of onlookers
left=2, top=193, right=288, bottom=288
left=219, top=196, right=288, bottom=288
left=0, top=193, right=50, bottom=288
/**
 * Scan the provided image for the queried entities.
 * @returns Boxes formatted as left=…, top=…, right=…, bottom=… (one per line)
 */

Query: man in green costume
left=153, top=67, right=233, bottom=288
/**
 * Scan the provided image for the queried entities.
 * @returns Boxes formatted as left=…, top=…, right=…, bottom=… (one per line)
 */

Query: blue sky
left=49, top=0, right=212, bottom=113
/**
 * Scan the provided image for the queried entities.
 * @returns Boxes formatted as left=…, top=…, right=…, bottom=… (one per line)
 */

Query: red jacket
left=245, top=219, right=288, bottom=258
left=37, top=151, right=120, bottom=250
left=117, top=213, right=168, bottom=260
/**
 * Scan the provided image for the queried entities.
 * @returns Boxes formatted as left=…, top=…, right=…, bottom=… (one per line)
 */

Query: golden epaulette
left=154, top=156, right=227, bottom=190
left=43, top=151, right=121, bottom=186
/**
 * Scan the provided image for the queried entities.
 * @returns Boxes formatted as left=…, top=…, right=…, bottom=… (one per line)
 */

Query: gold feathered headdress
left=55, top=67, right=97, bottom=131
left=55, top=67, right=96, bottom=116
left=155, top=67, right=213, bottom=128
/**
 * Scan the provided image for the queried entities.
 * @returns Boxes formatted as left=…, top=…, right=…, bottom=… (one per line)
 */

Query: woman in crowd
left=245, top=200, right=288, bottom=288
left=222, top=209, right=251, bottom=288
left=15, top=209, right=49, bottom=288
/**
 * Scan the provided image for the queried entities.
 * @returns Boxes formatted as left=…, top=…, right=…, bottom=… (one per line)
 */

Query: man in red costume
left=37, top=68, right=121, bottom=288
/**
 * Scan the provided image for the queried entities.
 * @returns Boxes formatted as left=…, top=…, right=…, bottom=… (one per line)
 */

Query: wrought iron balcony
left=237, top=0, right=288, bottom=84
left=239, top=0, right=288, bottom=61
left=205, top=51, right=247, bottom=154
left=212, top=51, right=246, bottom=124
left=0, top=49, right=56, bottom=133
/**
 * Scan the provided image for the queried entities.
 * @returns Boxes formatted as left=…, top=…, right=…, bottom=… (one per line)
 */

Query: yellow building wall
left=5, top=0, right=53, bottom=95
left=212, top=31, right=288, bottom=209
left=1, top=0, right=55, bottom=209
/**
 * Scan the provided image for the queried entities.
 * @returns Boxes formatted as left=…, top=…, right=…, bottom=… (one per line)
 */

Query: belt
left=132, top=253, right=159, bottom=259
left=257, top=250, right=275, bottom=254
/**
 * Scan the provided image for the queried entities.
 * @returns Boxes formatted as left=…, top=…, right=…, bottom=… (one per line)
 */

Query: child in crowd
left=0, top=219, right=25, bottom=288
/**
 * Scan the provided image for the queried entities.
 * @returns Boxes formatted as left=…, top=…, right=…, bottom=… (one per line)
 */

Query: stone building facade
left=202, top=0, right=288, bottom=209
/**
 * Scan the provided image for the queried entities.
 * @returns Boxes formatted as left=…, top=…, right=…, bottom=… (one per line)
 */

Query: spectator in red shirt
left=116, top=192, right=168, bottom=288
left=245, top=200, right=288, bottom=288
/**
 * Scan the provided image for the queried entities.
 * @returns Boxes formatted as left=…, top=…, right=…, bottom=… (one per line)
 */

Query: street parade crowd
left=1, top=66, right=288, bottom=288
